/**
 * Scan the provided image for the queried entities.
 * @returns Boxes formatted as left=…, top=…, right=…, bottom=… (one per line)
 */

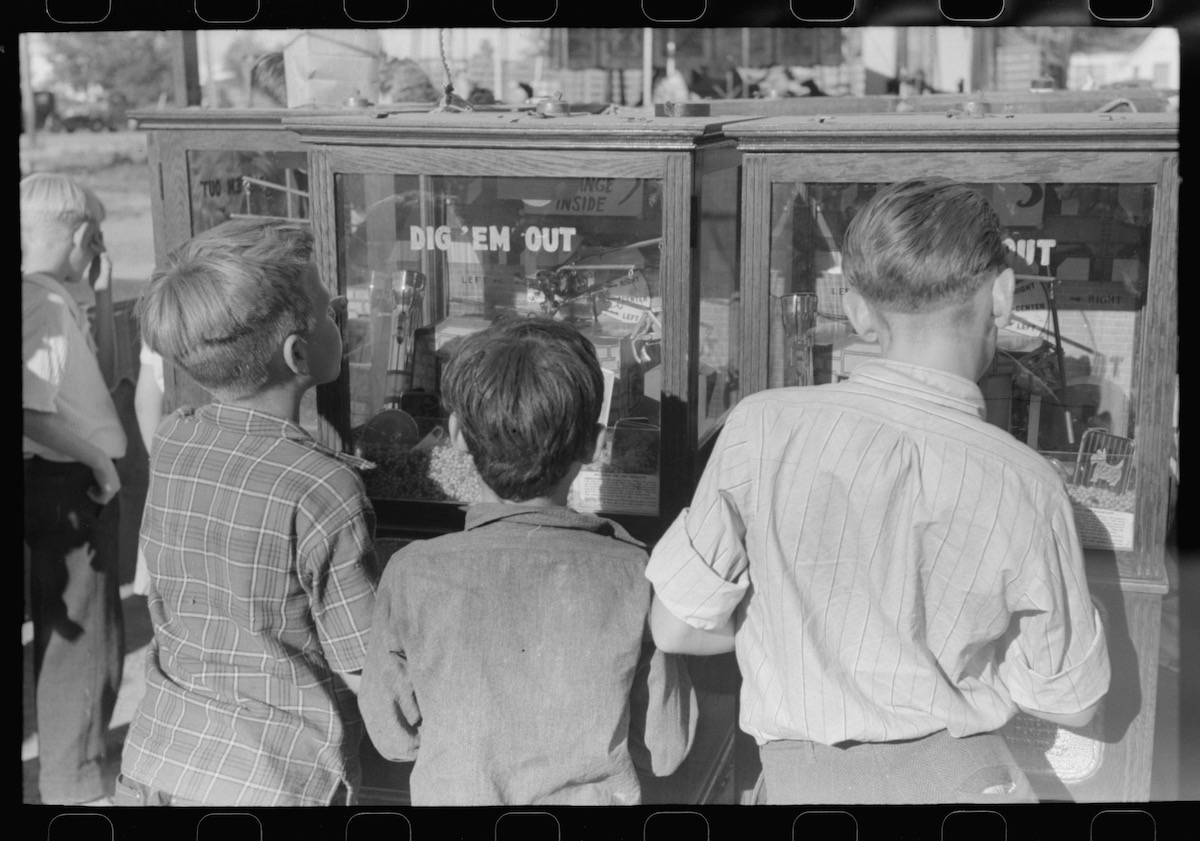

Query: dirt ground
left=20, top=129, right=157, bottom=303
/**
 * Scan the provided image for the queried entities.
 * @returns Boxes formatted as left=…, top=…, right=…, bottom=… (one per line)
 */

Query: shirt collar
left=25, top=272, right=95, bottom=351
left=848, top=358, right=987, bottom=420
left=463, top=503, right=645, bottom=549
left=24, top=272, right=70, bottom=295
left=195, top=402, right=375, bottom=470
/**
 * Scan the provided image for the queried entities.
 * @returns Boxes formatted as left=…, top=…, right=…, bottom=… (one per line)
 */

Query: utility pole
left=170, top=31, right=202, bottom=106
left=642, top=28, right=653, bottom=108
left=20, top=33, right=38, bottom=149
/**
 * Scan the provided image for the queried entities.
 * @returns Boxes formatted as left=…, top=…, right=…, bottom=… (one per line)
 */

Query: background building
left=1068, top=28, right=1180, bottom=91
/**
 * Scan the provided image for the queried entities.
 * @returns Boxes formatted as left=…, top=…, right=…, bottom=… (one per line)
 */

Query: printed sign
left=571, top=472, right=659, bottom=516
left=1007, top=276, right=1052, bottom=339
left=411, top=225, right=578, bottom=254
left=499, top=177, right=645, bottom=217
left=1071, top=505, right=1135, bottom=552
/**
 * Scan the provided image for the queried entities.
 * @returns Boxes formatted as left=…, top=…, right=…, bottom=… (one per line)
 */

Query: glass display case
left=727, top=112, right=1178, bottom=802
left=283, top=110, right=744, bottom=545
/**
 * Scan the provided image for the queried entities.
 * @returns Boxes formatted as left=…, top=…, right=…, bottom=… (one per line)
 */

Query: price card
left=571, top=471, right=659, bottom=516
left=1071, top=505, right=1135, bottom=552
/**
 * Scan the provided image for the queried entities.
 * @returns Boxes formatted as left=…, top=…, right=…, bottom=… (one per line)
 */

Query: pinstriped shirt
left=121, top=404, right=378, bottom=805
left=647, top=358, right=1109, bottom=747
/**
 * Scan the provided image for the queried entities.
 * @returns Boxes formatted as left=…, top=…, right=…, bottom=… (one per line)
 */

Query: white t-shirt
left=23, top=273, right=127, bottom=462
left=140, top=342, right=165, bottom=392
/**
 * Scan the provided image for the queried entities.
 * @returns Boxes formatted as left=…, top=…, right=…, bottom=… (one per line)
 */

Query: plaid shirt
left=121, top=403, right=378, bottom=806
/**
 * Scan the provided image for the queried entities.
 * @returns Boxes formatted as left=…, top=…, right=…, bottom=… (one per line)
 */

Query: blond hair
left=19, top=172, right=106, bottom=249
left=136, top=219, right=316, bottom=400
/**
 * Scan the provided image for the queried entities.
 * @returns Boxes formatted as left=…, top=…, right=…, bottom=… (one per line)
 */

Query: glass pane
left=187, top=150, right=310, bottom=234
left=337, top=172, right=665, bottom=517
left=768, top=180, right=1153, bottom=553
left=185, top=150, right=316, bottom=428
left=696, top=154, right=741, bottom=441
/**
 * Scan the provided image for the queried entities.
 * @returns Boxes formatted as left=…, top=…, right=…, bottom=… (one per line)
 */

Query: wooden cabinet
left=277, top=109, right=748, bottom=547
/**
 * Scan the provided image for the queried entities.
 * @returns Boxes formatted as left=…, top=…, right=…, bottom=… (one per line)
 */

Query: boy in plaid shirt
left=118, top=219, right=379, bottom=806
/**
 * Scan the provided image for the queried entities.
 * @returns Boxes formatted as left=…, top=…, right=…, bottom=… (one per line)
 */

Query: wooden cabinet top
left=279, top=109, right=756, bottom=150
left=723, top=112, right=1178, bottom=151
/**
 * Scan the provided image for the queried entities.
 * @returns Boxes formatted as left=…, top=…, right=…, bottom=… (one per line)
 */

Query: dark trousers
left=24, top=457, right=125, bottom=804
left=756, top=728, right=1038, bottom=804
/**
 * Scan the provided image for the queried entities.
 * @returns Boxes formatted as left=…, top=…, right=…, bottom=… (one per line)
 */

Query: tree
left=42, top=31, right=174, bottom=107
left=1067, top=27, right=1151, bottom=56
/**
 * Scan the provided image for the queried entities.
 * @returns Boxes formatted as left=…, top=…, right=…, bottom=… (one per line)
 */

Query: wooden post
left=19, top=34, right=38, bottom=149
left=495, top=28, right=506, bottom=101
left=170, top=31, right=202, bottom=106
left=643, top=28, right=653, bottom=107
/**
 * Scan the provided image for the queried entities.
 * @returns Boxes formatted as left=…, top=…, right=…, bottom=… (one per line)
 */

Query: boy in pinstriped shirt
left=118, top=219, right=379, bottom=806
left=645, top=178, right=1110, bottom=803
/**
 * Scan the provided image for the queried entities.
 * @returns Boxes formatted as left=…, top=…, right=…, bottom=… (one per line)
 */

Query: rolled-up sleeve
left=1000, top=498, right=1111, bottom=715
left=359, top=561, right=421, bottom=761
left=302, top=491, right=378, bottom=675
left=627, top=638, right=698, bottom=776
left=646, top=408, right=755, bottom=630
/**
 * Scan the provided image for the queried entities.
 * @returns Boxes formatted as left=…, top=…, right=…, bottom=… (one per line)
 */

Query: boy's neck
left=23, top=250, right=74, bottom=284
left=869, top=286, right=995, bottom=383
left=877, top=326, right=986, bottom=382
left=479, top=463, right=581, bottom=508
left=223, top=382, right=309, bottom=426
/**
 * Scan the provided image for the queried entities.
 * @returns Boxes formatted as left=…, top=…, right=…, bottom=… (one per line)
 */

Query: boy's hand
left=88, top=251, right=112, bottom=292
left=87, top=457, right=121, bottom=505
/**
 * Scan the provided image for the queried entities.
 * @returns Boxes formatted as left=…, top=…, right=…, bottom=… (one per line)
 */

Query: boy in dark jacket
left=360, top=316, right=697, bottom=805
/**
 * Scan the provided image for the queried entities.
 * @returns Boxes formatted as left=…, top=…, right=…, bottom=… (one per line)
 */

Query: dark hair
left=441, top=316, right=604, bottom=502
left=841, top=178, right=1009, bottom=313
left=136, top=219, right=316, bottom=399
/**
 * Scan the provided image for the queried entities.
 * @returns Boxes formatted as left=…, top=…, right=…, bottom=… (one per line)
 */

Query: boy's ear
left=991, top=268, right=1016, bottom=330
left=842, top=288, right=878, bottom=342
left=448, top=412, right=471, bottom=453
left=282, top=333, right=308, bottom=377
left=71, top=220, right=92, bottom=252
